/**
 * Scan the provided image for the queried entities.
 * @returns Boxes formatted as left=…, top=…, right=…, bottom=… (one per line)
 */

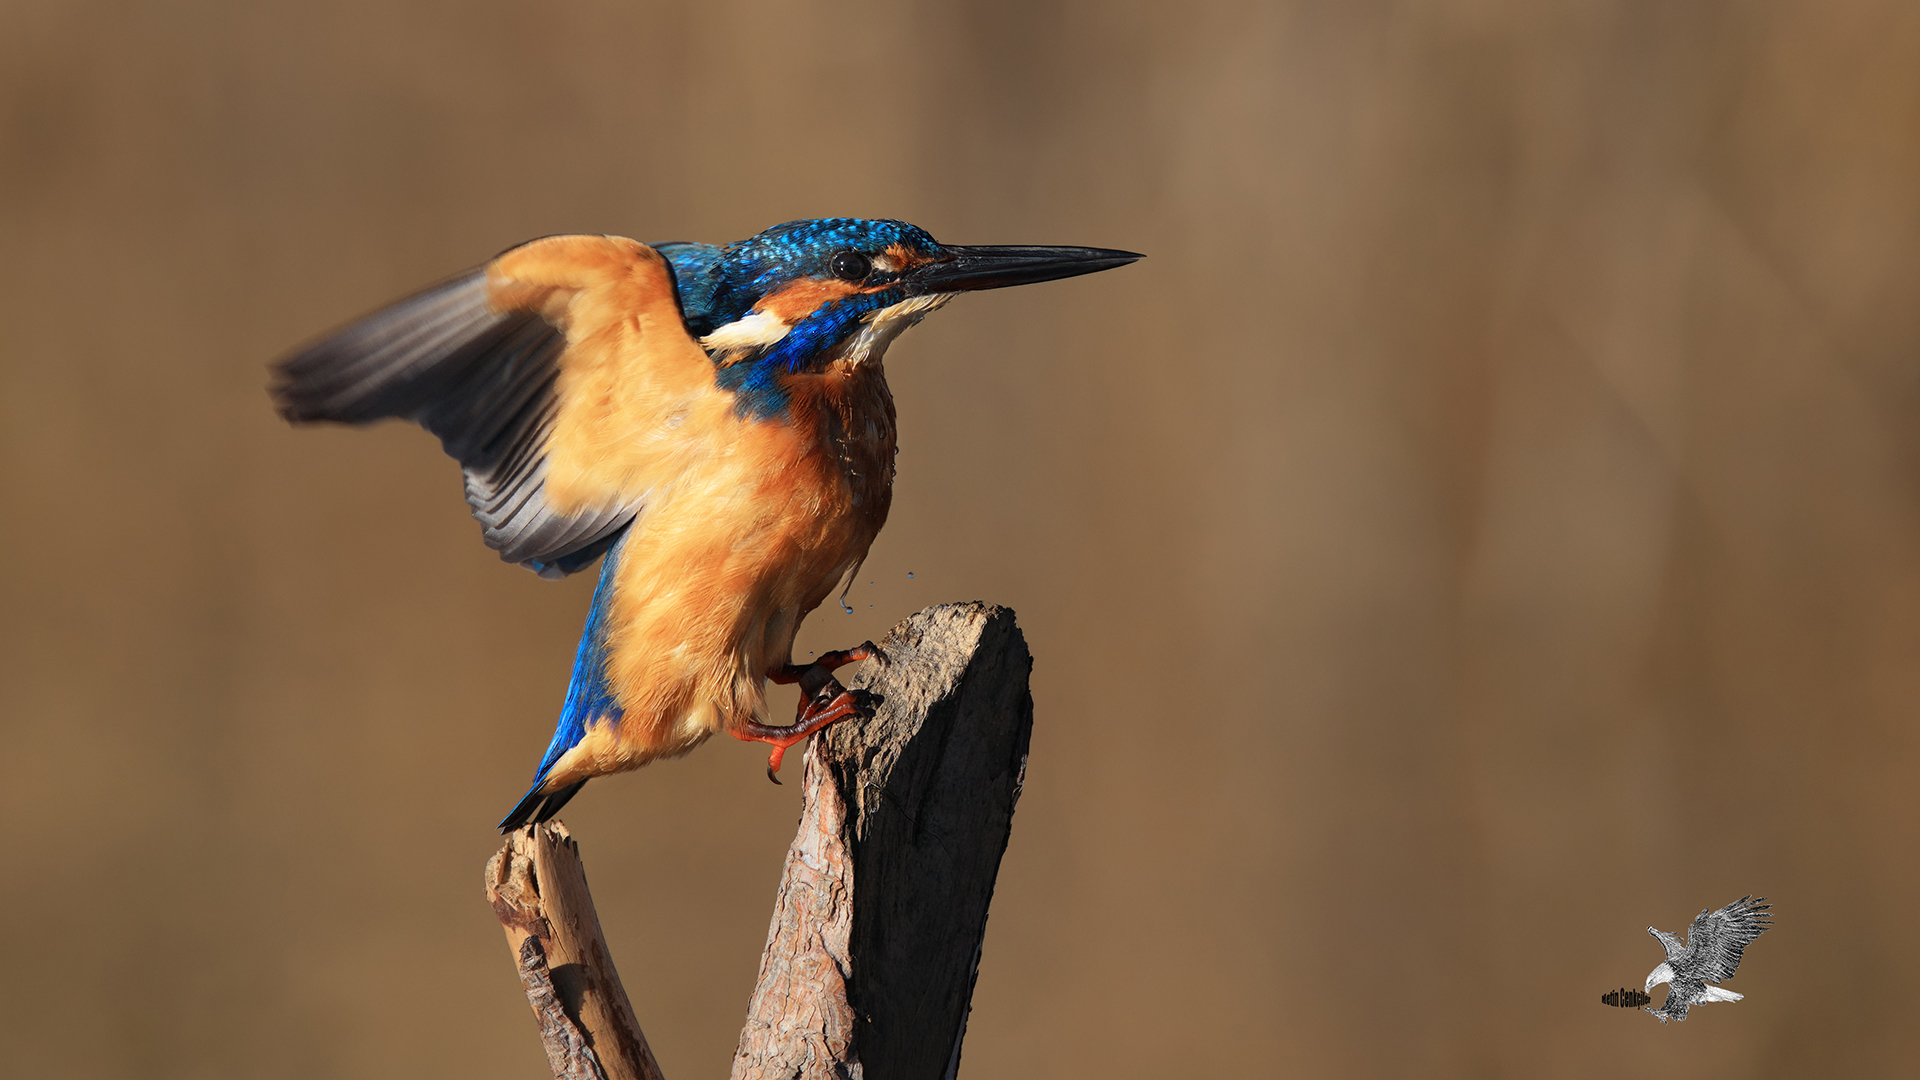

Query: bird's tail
left=1700, top=985, right=1743, bottom=1003
left=498, top=779, right=588, bottom=832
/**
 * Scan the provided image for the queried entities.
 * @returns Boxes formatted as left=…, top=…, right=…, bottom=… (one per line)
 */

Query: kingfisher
left=270, top=218, right=1138, bottom=830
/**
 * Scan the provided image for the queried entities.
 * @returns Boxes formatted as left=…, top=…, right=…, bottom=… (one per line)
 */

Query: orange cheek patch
left=880, top=243, right=932, bottom=272
left=756, top=278, right=862, bottom=322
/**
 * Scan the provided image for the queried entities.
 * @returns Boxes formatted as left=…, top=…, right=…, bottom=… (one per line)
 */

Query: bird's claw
left=740, top=659, right=874, bottom=784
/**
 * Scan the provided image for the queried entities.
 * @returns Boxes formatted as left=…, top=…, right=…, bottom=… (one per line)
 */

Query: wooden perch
left=486, top=601, right=1034, bottom=1080
left=732, top=602, right=1034, bottom=1080
left=486, top=823, right=666, bottom=1080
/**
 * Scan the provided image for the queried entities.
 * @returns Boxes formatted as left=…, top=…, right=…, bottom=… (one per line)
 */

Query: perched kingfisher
left=270, top=219, right=1138, bottom=830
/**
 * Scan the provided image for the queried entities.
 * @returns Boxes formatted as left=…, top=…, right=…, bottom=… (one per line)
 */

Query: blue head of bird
left=656, top=218, right=1139, bottom=418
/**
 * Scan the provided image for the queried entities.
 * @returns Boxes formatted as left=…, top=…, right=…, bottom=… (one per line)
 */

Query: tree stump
left=733, top=601, right=1034, bottom=1080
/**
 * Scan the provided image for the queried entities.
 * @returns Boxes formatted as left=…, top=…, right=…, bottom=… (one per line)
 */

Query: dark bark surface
left=733, top=602, right=1035, bottom=1080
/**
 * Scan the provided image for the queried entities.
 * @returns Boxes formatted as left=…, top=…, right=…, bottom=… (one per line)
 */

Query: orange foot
left=736, top=642, right=879, bottom=783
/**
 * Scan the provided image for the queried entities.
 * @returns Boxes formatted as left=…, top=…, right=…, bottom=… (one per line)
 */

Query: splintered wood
left=486, top=602, right=1034, bottom=1080
left=486, top=823, right=665, bottom=1080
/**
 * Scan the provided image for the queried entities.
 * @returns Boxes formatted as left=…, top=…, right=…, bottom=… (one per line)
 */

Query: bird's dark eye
left=829, top=250, right=871, bottom=281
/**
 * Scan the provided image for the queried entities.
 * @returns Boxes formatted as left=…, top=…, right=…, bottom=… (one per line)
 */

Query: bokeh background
left=4, top=1, right=1918, bottom=1076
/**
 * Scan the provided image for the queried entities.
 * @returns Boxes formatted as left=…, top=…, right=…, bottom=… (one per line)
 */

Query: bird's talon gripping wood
left=737, top=677, right=866, bottom=784
left=270, top=220, right=1137, bottom=826
left=769, top=640, right=878, bottom=688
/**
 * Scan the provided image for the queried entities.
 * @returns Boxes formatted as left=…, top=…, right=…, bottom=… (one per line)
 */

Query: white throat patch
left=838, top=293, right=955, bottom=367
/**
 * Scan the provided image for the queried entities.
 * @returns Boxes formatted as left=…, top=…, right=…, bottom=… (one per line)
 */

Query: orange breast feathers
left=575, top=419, right=880, bottom=775
left=534, top=376, right=898, bottom=786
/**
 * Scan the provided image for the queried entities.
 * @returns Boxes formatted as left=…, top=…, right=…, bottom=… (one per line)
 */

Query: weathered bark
left=486, top=823, right=666, bottom=1080
left=513, top=934, right=609, bottom=1080
left=731, top=602, right=1035, bottom=1080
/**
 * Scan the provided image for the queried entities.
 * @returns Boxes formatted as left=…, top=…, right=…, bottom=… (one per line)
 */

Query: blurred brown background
left=3, top=1, right=1917, bottom=1076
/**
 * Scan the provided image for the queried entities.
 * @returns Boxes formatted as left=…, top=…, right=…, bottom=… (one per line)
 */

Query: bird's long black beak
left=907, top=244, right=1142, bottom=293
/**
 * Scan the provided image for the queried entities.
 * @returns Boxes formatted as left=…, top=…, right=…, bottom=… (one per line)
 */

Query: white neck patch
left=837, top=293, right=955, bottom=367
left=701, top=308, right=791, bottom=358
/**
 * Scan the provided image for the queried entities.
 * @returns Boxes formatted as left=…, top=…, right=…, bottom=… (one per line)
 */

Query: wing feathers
left=1683, top=895, right=1771, bottom=983
left=271, top=235, right=713, bottom=576
left=274, top=274, right=509, bottom=421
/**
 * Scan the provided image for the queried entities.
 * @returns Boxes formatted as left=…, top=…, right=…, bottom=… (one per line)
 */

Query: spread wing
left=1649, top=926, right=1686, bottom=962
left=271, top=235, right=717, bottom=577
left=1682, top=895, right=1771, bottom=983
